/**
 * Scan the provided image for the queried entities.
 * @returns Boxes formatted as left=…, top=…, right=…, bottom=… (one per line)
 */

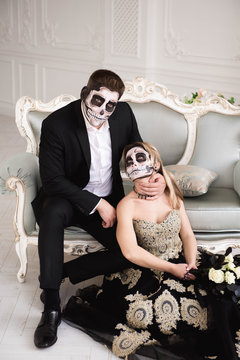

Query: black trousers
left=34, top=195, right=131, bottom=289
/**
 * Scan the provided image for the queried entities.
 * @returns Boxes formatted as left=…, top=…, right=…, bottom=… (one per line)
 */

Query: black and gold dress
left=62, top=210, right=240, bottom=360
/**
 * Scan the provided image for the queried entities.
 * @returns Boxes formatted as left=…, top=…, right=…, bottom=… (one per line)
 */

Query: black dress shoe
left=34, top=310, right=61, bottom=348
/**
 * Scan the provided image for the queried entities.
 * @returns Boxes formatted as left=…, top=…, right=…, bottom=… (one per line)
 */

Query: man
left=32, top=69, right=165, bottom=348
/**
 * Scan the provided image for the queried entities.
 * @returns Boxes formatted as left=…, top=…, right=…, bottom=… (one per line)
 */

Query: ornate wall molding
left=163, top=0, right=240, bottom=65
left=41, top=0, right=103, bottom=52
left=0, top=0, right=13, bottom=44
left=18, top=0, right=36, bottom=48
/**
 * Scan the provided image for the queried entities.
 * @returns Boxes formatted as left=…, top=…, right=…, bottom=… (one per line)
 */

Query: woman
left=62, top=142, right=240, bottom=360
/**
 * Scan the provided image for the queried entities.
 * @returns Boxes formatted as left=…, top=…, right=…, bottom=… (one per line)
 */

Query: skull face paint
left=125, top=146, right=154, bottom=181
left=83, top=87, right=119, bottom=128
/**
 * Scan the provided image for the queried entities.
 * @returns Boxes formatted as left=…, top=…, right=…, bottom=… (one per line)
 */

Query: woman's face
left=125, top=146, right=154, bottom=181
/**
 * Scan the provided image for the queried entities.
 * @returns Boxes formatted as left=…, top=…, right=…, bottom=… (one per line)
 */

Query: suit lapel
left=109, top=115, right=119, bottom=167
left=75, top=101, right=91, bottom=169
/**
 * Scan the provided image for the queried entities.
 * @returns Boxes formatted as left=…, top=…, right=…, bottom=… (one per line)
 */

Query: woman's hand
left=170, top=263, right=196, bottom=281
left=138, top=173, right=166, bottom=200
left=185, top=262, right=197, bottom=281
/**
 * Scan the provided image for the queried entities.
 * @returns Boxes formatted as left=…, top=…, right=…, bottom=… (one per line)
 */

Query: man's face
left=125, top=146, right=154, bottom=181
left=83, top=87, right=119, bottom=128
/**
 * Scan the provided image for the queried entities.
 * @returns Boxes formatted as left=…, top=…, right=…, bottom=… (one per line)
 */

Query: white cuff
left=89, top=198, right=102, bottom=215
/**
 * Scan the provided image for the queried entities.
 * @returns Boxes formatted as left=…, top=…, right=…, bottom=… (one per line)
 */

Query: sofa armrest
left=0, top=152, right=40, bottom=234
left=233, top=159, right=240, bottom=197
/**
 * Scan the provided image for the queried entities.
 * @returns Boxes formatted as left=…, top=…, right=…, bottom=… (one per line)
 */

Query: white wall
left=0, top=0, right=239, bottom=116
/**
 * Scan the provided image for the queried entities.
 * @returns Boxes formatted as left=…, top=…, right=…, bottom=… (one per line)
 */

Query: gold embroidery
left=235, top=329, right=240, bottom=357
left=187, top=285, right=194, bottom=294
left=106, top=268, right=142, bottom=289
left=112, top=323, right=151, bottom=358
left=96, top=288, right=103, bottom=297
left=180, top=297, right=207, bottom=330
left=154, top=289, right=180, bottom=335
left=126, top=299, right=153, bottom=329
left=163, top=279, right=186, bottom=292
left=195, top=250, right=202, bottom=267
left=187, top=285, right=207, bottom=297
left=125, top=292, right=147, bottom=302
left=133, top=210, right=182, bottom=263
left=199, top=289, right=207, bottom=296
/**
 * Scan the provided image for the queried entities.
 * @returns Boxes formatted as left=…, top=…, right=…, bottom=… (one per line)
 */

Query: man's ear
left=80, top=86, right=89, bottom=101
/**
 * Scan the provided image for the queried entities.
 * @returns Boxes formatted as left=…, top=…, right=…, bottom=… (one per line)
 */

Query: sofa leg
left=15, top=237, right=28, bottom=283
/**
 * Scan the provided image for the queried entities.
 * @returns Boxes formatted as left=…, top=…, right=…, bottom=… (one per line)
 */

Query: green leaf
left=228, top=97, right=235, bottom=104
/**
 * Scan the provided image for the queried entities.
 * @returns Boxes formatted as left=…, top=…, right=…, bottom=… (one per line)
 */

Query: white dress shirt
left=81, top=102, right=112, bottom=212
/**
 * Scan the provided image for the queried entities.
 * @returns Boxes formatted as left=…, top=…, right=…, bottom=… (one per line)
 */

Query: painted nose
left=100, top=109, right=104, bottom=115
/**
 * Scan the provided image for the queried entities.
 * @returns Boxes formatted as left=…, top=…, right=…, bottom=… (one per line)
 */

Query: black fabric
left=36, top=195, right=131, bottom=289
left=209, top=297, right=240, bottom=360
left=43, top=289, right=60, bottom=311
left=62, top=292, right=224, bottom=360
left=32, top=100, right=142, bottom=290
left=62, top=253, right=240, bottom=360
left=32, top=99, right=142, bottom=216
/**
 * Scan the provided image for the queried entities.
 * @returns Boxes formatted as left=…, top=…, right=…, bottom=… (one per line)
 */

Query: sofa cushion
left=184, top=188, right=240, bottom=232
left=165, top=165, right=217, bottom=197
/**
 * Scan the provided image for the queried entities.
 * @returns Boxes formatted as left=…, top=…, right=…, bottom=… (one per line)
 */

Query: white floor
left=0, top=115, right=119, bottom=360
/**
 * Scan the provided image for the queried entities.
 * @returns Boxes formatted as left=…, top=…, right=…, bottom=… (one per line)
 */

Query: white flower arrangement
left=208, top=250, right=240, bottom=285
left=200, top=248, right=240, bottom=302
left=183, top=90, right=236, bottom=105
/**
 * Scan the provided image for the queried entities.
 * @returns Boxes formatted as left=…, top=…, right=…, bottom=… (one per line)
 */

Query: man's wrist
left=90, top=198, right=102, bottom=214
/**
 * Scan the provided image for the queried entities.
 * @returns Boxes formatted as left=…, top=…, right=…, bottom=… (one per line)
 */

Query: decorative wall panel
left=164, top=0, right=240, bottom=64
left=112, top=0, right=139, bottom=56
left=18, top=0, right=36, bottom=47
left=0, top=0, right=13, bottom=44
left=0, top=0, right=239, bottom=116
left=19, top=63, right=37, bottom=98
left=41, top=0, right=103, bottom=52
left=0, top=60, right=14, bottom=103
left=42, top=66, right=87, bottom=101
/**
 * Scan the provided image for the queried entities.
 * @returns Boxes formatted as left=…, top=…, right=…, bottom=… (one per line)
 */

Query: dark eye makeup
left=136, top=153, right=146, bottom=162
left=91, top=95, right=105, bottom=107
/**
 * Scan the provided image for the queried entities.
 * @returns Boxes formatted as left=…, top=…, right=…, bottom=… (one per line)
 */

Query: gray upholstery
left=185, top=188, right=240, bottom=232
left=189, top=112, right=240, bottom=188
left=28, top=111, right=51, bottom=149
left=128, top=102, right=188, bottom=165
left=0, top=152, right=40, bottom=234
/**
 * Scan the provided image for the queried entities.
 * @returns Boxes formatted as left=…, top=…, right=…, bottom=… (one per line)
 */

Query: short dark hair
left=80, top=69, right=125, bottom=101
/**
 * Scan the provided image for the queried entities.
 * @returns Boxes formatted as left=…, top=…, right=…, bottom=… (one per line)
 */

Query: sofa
left=1, top=77, right=240, bottom=283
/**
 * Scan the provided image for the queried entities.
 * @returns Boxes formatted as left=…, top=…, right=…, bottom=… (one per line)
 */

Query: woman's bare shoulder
left=117, top=192, right=135, bottom=213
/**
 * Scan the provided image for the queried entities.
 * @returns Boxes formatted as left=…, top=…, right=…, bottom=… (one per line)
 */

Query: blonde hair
left=123, top=142, right=183, bottom=209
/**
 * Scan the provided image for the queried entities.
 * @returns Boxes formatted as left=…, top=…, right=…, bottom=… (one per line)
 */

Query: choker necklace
left=133, top=186, right=153, bottom=200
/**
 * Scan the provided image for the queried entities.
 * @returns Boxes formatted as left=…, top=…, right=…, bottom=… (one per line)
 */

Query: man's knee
left=40, top=197, right=74, bottom=226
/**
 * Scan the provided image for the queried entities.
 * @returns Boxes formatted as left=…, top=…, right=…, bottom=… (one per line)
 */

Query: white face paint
left=83, top=87, right=119, bottom=128
left=125, top=146, right=154, bottom=181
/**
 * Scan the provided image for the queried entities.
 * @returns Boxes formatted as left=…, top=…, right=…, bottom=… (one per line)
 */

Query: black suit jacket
left=32, top=99, right=142, bottom=217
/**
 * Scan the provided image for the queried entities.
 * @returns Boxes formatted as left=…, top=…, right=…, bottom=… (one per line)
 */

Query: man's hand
left=96, top=199, right=117, bottom=228
left=138, top=173, right=166, bottom=200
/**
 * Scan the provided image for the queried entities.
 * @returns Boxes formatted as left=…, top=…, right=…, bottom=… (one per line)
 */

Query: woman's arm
left=179, top=201, right=198, bottom=272
left=116, top=199, right=188, bottom=279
